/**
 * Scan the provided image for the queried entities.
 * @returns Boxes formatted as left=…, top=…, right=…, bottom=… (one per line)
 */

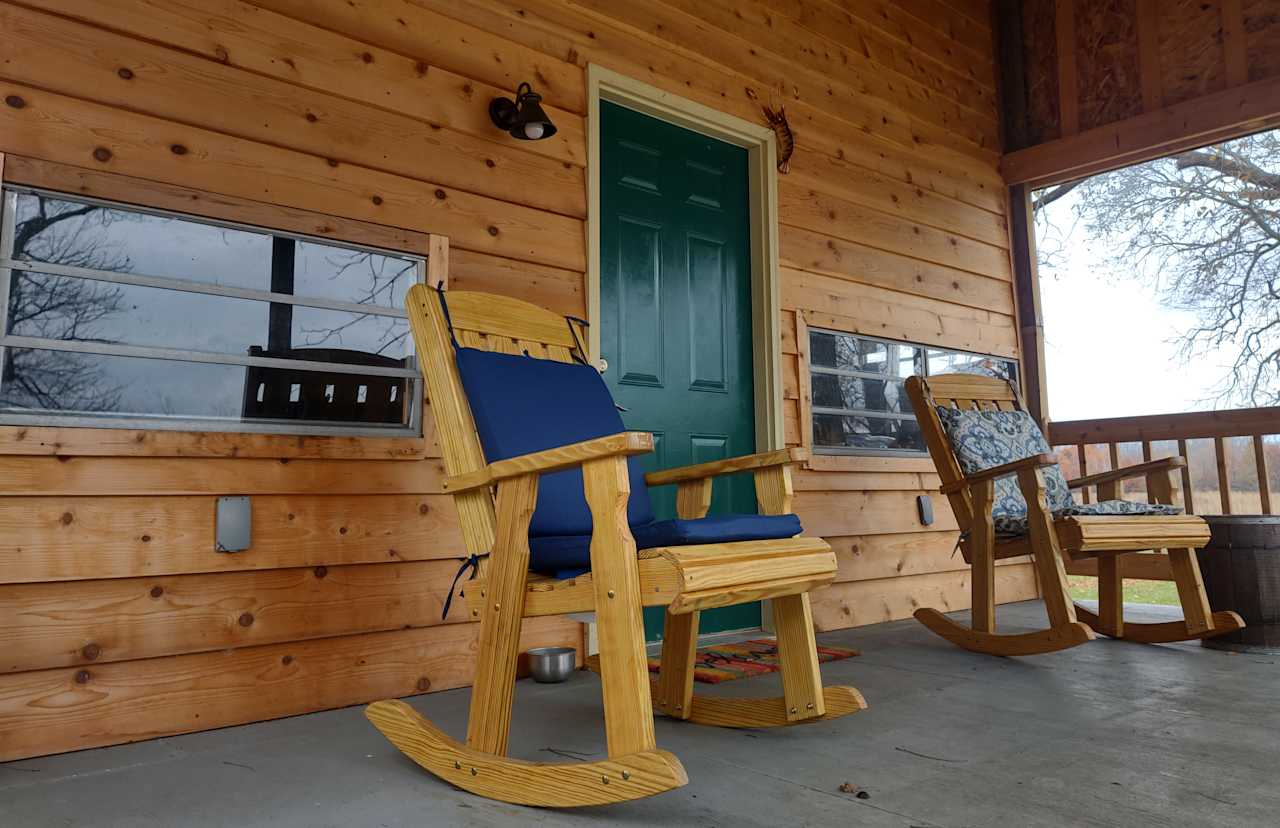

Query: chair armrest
left=1067, top=456, right=1186, bottom=489
left=443, top=432, right=654, bottom=493
left=643, top=447, right=808, bottom=487
left=939, top=453, right=1058, bottom=494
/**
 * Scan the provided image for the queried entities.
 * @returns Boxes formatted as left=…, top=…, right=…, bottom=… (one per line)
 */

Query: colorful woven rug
left=646, top=638, right=860, bottom=684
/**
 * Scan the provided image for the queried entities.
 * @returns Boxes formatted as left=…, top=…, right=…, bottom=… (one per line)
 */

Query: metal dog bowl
left=526, top=646, right=576, bottom=683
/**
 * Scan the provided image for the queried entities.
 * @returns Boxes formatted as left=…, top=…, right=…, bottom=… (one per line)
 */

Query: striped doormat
left=647, top=638, right=859, bottom=684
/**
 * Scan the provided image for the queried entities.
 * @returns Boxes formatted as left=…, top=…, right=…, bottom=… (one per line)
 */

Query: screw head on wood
left=470, top=767, right=477, bottom=776
left=5, top=94, right=26, bottom=108
left=149, top=586, right=164, bottom=598
left=92, top=147, right=113, bottom=163
left=601, top=775, right=609, bottom=784
left=454, top=761, right=461, bottom=769
left=238, top=612, right=255, bottom=627
left=789, top=707, right=797, bottom=714
left=75, top=669, right=91, bottom=684
left=81, top=643, right=101, bottom=661
left=806, top=703, right=814, bottom=710
left=621, top=771, right=631, bottom=781
left=607, top=590, right=615, bottom=598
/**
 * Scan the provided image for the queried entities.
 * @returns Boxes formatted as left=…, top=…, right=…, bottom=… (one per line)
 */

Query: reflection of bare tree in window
left=296, top=249, right=414, bottom=355
left=3, top=199, right=127, bottom=411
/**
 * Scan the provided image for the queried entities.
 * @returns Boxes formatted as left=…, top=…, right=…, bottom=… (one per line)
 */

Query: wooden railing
left=1047, top=407, right=1279, bottom=516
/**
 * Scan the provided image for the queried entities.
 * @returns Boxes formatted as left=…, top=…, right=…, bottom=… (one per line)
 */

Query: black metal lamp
left=489, top=82, right=557, bottom=141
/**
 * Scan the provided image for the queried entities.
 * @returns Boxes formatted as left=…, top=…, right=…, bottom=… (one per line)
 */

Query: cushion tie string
left=441, top=553, right=481, bottom=620
left=564, top=314, right=591, bottom=366
left=434, top=281, right=461, bottom=351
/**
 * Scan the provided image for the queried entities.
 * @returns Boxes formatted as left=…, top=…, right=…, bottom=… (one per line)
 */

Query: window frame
left=807, top=325, right=1017, bottom=457
left=0, top=185, right=426, bottom=438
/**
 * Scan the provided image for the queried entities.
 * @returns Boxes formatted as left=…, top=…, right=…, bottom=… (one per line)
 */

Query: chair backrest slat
left=444, top=291, right=580, bottom=349
left=405, top=285, right=593, bottom=568
left=906, top=373, right=1029, bottom=543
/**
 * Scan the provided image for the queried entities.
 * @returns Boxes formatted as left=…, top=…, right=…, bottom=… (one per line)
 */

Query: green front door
left=600, top=101, right=759, bottom=639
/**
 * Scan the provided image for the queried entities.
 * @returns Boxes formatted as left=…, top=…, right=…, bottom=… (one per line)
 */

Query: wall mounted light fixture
left=489, top=82, right=557, bottom=141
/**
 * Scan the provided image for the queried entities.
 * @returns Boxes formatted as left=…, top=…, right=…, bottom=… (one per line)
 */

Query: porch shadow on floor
left=2, top=600, right=1275, bottom=827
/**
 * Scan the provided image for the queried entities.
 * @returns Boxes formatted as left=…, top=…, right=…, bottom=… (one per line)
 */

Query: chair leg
left=970, top=479, right=996, bottom=634
left=1017, top=468, right=1079, bottom=629
left=1097, top=555, right=1124, bottom=637
left=1147, top=468, right=1215, bottom=636
left=583, top=455, right=657, bottom=757
left=773, top=593, right=825, bottom=721
left=656, top=610, right=699, bottom=720
left=914, top=470, right=1093, bottom=656
left=465, top=473, right=538, bottom=755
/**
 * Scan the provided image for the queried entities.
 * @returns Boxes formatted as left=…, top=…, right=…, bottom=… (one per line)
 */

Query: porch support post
left=1009, top=184, right=1049, bottom=428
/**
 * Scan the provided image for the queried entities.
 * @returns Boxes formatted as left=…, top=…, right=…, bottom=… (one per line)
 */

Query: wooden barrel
left=1197, top=516, right=1280, bottom=652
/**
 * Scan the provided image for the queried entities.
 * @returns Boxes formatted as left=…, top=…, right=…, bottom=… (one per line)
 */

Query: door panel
left=600, top=101, right=759, bottom=638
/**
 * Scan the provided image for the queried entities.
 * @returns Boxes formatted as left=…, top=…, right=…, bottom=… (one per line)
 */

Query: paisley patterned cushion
left=993, top=500, right=1183, bottom=539
left=935, top=407, right=1075, bottom=517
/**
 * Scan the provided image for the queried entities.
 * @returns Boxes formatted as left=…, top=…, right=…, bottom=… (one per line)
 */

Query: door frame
left=586, top=64, right=784, bottom=453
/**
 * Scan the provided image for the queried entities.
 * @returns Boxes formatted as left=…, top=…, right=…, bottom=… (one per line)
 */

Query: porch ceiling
left=2, top=601, right=1273, bottom=827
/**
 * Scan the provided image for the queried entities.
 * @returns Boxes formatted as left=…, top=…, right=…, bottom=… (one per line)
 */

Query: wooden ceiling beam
left=1002, top=73, right=1280, bottom=188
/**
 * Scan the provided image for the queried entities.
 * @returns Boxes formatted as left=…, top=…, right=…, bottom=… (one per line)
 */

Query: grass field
left=1067, top=576, right=1179, bottom=605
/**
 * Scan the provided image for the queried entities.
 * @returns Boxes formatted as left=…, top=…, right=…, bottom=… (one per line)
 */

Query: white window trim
left=0, top=186, right=425, bottom=438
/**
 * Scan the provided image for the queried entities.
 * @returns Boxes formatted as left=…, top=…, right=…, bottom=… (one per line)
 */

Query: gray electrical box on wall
left=216, top=496, right=252, bottom=552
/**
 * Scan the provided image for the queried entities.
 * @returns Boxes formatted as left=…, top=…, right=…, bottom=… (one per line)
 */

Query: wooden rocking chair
left=364, top=285, right=864, bottom=807
left=905, top=374, right=1244, bottom=656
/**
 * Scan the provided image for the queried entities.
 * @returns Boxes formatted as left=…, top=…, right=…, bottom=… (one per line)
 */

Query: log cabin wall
left=0, top=0, right=1033, bottom=760
left=1001, top=0, right=1280, bottom=187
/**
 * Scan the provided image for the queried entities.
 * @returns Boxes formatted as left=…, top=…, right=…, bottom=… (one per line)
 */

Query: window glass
left=809, top=328, right=1016, bottom=455
left=1, top=188, right=421, bottom=434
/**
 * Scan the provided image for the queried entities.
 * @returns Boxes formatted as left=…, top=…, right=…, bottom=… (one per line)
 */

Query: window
left=0, top=187, right=424, bottom=437
left=808, top=328, right=1017, bottom=455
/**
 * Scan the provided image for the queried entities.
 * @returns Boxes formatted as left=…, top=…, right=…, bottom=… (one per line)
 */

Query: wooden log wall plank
left=0, top=80, right=584, bottom=271
left=779, top=227, right=1015, bottom=315
left=809, top=563, right=1038, bottom=631
left=783, top=270, right=1019, bottom=358
left=29, top=0, right=584, bottom=166
left=784, top=150, right=1008, bottom=248
left=756, top=0, right=999, bottom=95
left=0, top=494, right=464, bottom=584
left=251, top=0, right=587, bottom=113
left=0, top=560, right=477, bottom=673
left=826, top=531, right=1030, bottom=583
left=0, top=456, right=445, bottom=496
left=670, top=0, right=1001, bottom=144
left=778, top=181, right=1011, bottom=279
left=0, top=425, right=425, bottom=461
left=579, top=0, right=998, bottom=161
left=0, top=616, right=581, bottom=762
left=424, top=0, right=1008, bottom=211
left=0, top=3, right=584, bottom=218
left=793, top=490, right=958, bottom=537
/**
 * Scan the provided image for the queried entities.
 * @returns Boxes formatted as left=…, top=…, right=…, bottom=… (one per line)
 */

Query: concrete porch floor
left=2, top=600, right=1276, bottom=827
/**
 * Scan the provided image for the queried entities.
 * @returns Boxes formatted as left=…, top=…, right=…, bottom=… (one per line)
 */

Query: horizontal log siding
left=0, top=0, right=1030, bottom=761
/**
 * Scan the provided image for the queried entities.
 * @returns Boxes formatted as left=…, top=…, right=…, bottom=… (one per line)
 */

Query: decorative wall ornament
left=762, top=106, right=794, bottom=173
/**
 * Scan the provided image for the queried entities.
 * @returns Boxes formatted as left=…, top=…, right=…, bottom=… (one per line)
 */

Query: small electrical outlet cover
left=916, top=494, right=934, bottom=526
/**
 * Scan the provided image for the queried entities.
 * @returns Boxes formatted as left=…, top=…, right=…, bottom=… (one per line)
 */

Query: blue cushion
left=455, top=347, right=655, bottom=537
left=528, top=514, right=803, bottom=576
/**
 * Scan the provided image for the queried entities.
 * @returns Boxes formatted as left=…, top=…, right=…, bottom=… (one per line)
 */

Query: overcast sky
left=1036, top=188, right=1236, bottom=422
